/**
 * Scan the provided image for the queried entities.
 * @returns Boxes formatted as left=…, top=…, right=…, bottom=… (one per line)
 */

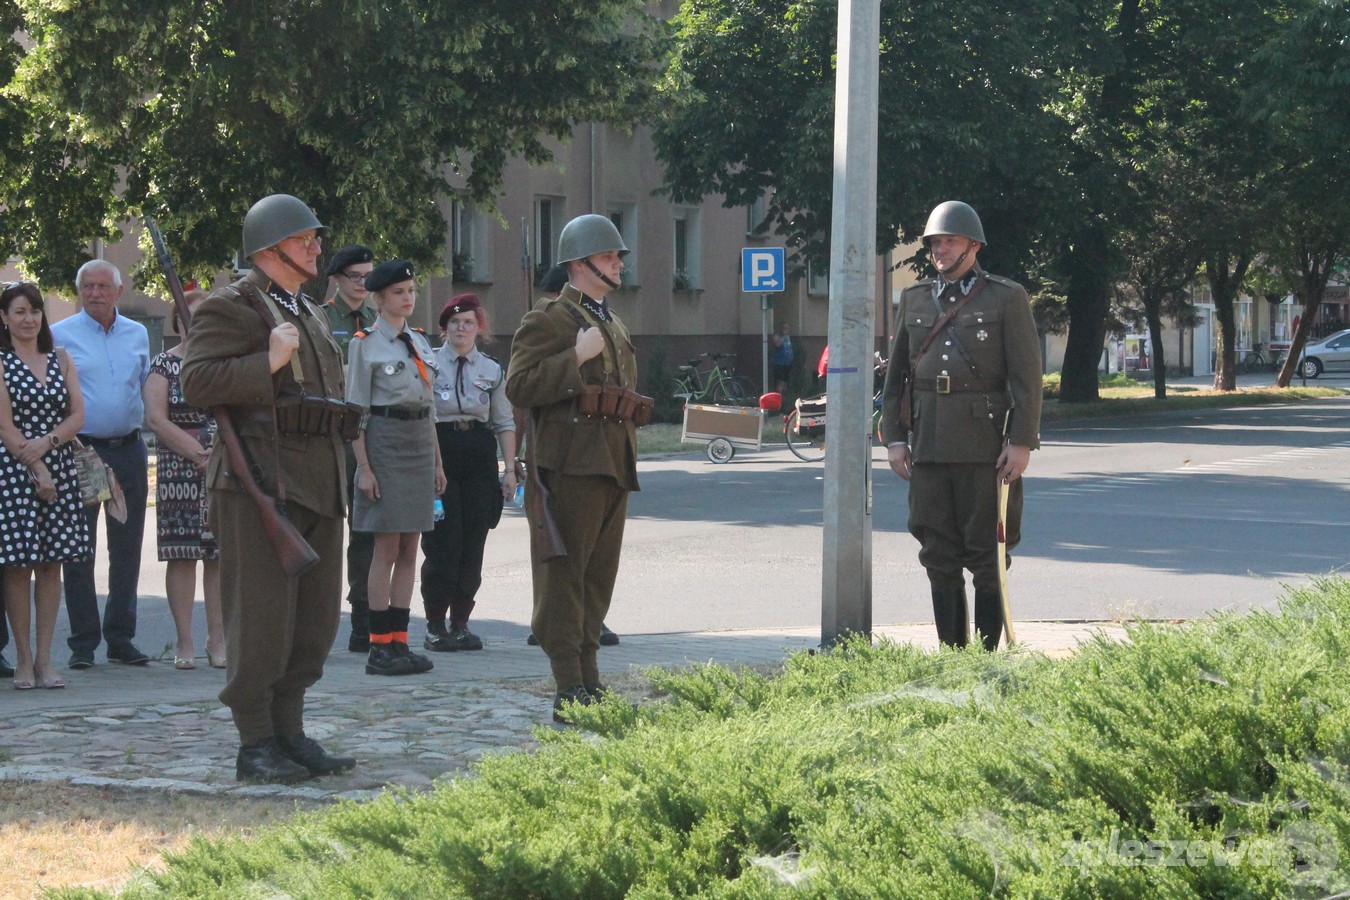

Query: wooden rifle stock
left=144, top=216, right=319, bottom=578
left=524, top=412, right=567, bottom=561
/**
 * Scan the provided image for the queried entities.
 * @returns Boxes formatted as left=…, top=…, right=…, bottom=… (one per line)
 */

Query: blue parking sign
left=741, top=247, right=785, bottom=293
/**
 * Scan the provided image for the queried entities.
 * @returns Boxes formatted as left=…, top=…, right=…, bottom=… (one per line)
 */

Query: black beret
left=539, top=264, right=569, bottom=294
left=323, top=244, right=374, bottom=277
left=365, top=259, right=416, bottom=293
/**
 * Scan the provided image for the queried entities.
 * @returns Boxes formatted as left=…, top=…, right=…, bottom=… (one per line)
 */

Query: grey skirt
left=352, top=414, right=436, bottom=533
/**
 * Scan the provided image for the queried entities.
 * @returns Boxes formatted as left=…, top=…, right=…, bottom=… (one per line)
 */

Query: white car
left=1278, top=329, right=1350, bottom=378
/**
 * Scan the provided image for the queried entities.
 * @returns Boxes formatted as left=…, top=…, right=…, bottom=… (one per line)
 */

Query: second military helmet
left=556, top=214, right=629, bottom=265
left=242, top=194, right=328, bottom=259
left=922, top=201, right=986, bottom=247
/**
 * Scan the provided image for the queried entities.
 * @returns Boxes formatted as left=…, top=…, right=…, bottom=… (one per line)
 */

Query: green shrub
left=104, top=582, right=1350, bottom=898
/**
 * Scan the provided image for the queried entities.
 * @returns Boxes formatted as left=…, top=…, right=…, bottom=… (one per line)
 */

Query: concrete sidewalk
left=0, top=621, right=1124, bottom=802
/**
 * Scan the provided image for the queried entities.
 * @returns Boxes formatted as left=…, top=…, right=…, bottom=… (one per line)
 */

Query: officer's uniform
left=881, top=266, right=1042, bottom=648
left=180, top=270, right=348, bottom=746
left=505, top=284, right=639, bottom=692
left=420, top=343, right=514, bottom=634
left=346, top=317, right=438, bottom=534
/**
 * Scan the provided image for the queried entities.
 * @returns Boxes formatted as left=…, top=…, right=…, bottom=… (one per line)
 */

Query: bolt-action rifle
left=145, top=217, right=320, bottom=577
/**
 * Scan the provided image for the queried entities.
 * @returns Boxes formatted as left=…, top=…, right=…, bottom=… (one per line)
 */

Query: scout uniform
left=323, top=296, right=378, bottom=361
left=420, top=334, right=515, bottom=650
left=506, top=283, right=639, bottom=697
left=881, top=266, right=1043, bottom=648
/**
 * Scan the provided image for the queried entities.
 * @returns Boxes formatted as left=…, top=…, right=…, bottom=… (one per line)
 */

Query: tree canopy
left=0, top=0, right=663, bottom=288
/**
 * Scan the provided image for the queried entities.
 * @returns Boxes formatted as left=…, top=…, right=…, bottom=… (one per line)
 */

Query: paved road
left=48, top=392, right=1350, bottom=659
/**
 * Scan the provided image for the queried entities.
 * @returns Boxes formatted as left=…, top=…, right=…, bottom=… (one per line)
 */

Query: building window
left=673, top=208, right=701, bottom=290
left=608, top=203, right=638, bottom=287
left=808, top=257, right=829, bottom=297
left=746, top=193, right=769, bottom=235
left=450, top=196, right=490, bottom=282
left=534, top=196, right=564, bottom=282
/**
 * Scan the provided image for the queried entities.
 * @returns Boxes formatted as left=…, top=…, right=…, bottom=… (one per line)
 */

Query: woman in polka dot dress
left=0, top=282, right=91, bottom=690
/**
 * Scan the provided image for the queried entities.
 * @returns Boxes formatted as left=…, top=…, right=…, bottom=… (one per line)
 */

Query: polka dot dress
left=0, top=350, right=91, bottom=564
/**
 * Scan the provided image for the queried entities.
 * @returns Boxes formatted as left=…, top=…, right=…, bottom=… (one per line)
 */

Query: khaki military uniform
left=322, top=298, right=378, bottom=361
left=505, top=285, right=639, bottom=690
left=181, top=270, right=348, bottom=744
left=881, top=268, right=1042, bottom=647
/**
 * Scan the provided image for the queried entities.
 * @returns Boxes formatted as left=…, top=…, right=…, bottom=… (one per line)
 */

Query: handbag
left=69, top=438, right=128, bottom=523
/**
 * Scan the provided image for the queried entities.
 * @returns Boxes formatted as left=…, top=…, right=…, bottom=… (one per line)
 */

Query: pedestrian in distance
left=420, top=293, right=516, bottom=653
left=506, top=214, right=643, bottom=722
left=771, top=321, right=796, bottom=395
left=320, top=244, right=379, bottom=653
left=0, top=282, right=90, bottom=690
left=181, top=193, right=357, bottom=784
left=51, top=260, right=151, bottom=669
left=346, top=259, right=444, bottom=677
left=142, top=289, right=225, bottom=670
left=880, top=200, right=1043, bottom=651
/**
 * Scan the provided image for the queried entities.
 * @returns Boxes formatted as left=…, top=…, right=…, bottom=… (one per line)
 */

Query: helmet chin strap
left=936, top=240, right=977, bottom=280
left=273, top=246, right=315, bottom=284
left=583, top=257, right=621, bottom=290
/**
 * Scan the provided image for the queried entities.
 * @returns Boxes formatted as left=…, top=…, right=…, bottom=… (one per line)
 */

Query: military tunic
left=881, top=268, right=1042, bottom=645
left=346, top=317, right=438, bottom=533
left=420, top=345, right=515, bottom=630
left=322, top=298, right=378, bottom=362
left=505, top=285, right=639, bottom=691
left=180, top=270, right=347, bottom=745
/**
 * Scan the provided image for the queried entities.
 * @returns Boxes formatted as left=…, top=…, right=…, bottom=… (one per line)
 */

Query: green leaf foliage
left=96, top=579, right=1350, bottom=898
left=3, top=0, right=664, bottom=289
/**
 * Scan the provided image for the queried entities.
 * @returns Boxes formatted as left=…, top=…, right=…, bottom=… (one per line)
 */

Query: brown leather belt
left=369, top=405, right=430, bottom=421
left=912, top=376, right=1005, bottom=395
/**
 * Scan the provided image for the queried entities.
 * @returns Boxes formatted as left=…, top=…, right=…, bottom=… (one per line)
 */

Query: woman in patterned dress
left=0, top=282, right=90, bottom=690
left=143, top=290, right=224, bottom=670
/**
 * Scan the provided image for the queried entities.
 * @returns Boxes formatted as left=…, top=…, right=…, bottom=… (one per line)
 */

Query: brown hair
left=0, top=282, right=53, bottom=353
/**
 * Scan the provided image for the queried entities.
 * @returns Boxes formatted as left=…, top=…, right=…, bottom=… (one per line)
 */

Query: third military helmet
left=922, top=201, right=986, bottom=247
left=556, top=214, right=629, bottom=265
left=242, top=194, right=328, bottom=259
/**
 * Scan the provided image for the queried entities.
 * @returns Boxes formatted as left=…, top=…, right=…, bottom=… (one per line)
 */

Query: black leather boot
left=276, top=734, right=356, bottom=776
left=236, top=737, right=312, bottom=784
left=365, top=643, right=418, bottom=676
left=348, top=599, right=371, bottom=652
left=973, top=591, right=1003, bottom=652
left=931, top=584, right=969, bottom=648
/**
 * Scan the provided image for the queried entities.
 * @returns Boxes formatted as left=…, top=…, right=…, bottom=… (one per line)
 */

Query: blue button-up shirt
left=51, top=309, right=150, bottom=438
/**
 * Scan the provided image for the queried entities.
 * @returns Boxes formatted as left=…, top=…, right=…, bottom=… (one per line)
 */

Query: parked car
left=1277, top=329, right=1350, bottom=378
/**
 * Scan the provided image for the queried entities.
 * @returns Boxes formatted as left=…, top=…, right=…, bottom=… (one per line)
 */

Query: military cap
left=365, top=259, right=415, bottom=293
left=324, top=244, right=374, bottom=277
left=439, top=293, right=483, bottom=330
left=539, top=264, right=569, bottom=294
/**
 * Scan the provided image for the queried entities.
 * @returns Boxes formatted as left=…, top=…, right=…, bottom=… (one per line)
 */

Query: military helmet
left=242, top=194, right=328, bottom=259
left=556, top=214, right=629, bottom=265
left=922, top=201, right=986, bottom=246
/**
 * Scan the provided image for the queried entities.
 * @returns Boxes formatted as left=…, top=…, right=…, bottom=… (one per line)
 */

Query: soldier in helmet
left=506, top=214, right=640, bottom=722
left=880, top=201, right=1043, bottom=651
left=181, top=194, right=356, bottom=783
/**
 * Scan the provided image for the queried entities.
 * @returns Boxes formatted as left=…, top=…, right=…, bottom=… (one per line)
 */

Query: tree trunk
left=1058, top=227, right=1113, bottom=403
left=1145, top=305, right=1166, bottom=399
left=1206, top=251, right=1251, bottom=392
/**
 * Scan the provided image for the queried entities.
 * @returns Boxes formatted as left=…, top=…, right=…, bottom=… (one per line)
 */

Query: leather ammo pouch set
left=275, top=395, right=363, bottom=442
left=576, top=384, right=655, bottom=426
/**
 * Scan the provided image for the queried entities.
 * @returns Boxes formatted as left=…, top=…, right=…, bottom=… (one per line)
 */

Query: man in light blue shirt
left=51, top=259, right=152, bottom=668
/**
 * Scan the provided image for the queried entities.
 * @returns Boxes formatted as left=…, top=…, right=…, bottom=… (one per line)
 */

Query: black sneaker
left=391, top=641, right=434, bottom=674
left=107, top=643, right=150, bottom=665
left=584, top=682, right=609, bottom=702
left=599, top=624, right=620, bottom=647
left=275, top=734, right=356, bottom=776
left=552, top=685, right=594, bottom=724
left=236, top=738, right=313, bottom=784
left=526, top=632, right=540, bottom=646
left=365, top=644, right=419, bottom=676
left=446, top=627, right=483, bottom=651
left=67, top=650, right=95, bottom=670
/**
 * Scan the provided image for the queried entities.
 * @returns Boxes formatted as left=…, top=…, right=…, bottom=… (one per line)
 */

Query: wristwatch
left=48, top=433, right=61, bottom=448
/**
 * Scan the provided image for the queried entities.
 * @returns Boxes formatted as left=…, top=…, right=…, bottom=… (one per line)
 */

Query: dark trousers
left=64, top=439, right=149, bottom=655
left=0, top=566, right=8, bottom=651
left=343, top=442, right=373, bottom=637
left=530, top=472, right=628, bottom=690
left=210, top=490, right=343, bottom=744
left=421, top=425, right=500, bottom=629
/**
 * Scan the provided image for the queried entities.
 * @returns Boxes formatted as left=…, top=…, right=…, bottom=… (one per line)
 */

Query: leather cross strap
left=914, top=276, right=986, bottom=364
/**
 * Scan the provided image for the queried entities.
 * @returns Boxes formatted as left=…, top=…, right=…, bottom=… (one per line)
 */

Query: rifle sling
left=233, top=281, right=295, bottom=508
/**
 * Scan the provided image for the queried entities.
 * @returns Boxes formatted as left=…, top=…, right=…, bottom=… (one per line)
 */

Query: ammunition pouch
left=576, top=384, right=654, bottom=425
left=274, top=395, right=363, bottom=442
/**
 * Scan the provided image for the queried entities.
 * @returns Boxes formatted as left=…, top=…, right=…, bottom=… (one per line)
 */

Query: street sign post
left=742, top=248, right=786, bottom=397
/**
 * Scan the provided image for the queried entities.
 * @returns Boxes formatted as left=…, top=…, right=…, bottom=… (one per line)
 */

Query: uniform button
left=942, top=355, right=949, bottom=361
left=945, top=341, right=951, bottom=346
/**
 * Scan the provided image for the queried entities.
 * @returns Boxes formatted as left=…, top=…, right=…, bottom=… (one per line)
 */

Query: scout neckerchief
left=394, top=329, right=431, bottom=388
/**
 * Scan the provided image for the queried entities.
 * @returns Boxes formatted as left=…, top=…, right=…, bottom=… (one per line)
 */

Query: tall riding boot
left=931, top=585, right=969, bottom=648
left=973, top=591, right=1003, bottom=652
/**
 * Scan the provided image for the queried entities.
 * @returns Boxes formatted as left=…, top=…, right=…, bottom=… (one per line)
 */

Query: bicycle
left=671, top=353, right=756, bottom=406
left=1241, top=342, right=1274, bottom=374
left=783, top=358, right=886, bottom=462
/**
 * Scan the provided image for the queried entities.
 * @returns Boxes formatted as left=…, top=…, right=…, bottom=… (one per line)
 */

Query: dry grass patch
left=0, top=781, right=320, bottom=899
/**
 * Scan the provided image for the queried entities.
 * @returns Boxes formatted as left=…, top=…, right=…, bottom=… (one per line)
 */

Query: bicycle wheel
left=784, top=410, right=826, bottom=462
left=710, top=376, right=755, bottom=406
